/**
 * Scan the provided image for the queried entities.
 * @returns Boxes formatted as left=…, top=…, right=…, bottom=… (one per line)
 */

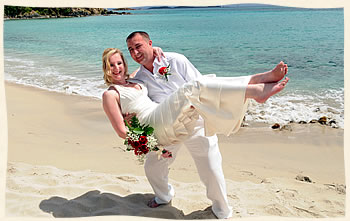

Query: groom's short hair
left=126, top=31, right=150, bottom=42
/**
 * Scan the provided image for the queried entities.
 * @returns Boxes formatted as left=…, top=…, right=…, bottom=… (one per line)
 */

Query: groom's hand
left=123, top=112, right=137, bottom=126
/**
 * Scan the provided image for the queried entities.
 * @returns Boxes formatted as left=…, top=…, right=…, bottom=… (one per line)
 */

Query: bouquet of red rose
left=124, top=116, right=172, bottom=162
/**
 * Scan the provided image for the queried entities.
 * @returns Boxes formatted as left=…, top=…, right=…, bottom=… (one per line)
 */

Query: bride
left=102, top=48, right=289, bottom=146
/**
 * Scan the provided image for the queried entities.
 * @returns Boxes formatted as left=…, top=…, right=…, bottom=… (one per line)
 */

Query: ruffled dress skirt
left=144, top=75, right=251, bottom=145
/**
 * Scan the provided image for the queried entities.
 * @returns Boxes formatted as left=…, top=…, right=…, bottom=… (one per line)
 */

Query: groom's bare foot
left=147, top=198, right=168, bottom=208
left=249, top=61, right=288, bottom=84
left=254, top=77, right=289, bottom=103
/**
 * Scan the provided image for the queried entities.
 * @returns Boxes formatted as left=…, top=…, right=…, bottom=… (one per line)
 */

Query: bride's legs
left=248, top=61, right=288, bottom=84
left=245, top=77, right=289, bottom=103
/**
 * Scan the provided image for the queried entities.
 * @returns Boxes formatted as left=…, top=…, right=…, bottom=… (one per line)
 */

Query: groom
left=126, top=31, right=232, bottom=219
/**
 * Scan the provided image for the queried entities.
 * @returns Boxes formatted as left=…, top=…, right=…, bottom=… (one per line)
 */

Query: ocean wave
left=6, top=71, right=344, bottom=130
left=5, top=54, right=344, bottom=129
left=5, top=74, right=106, bottom=99
left=245, top=90, right=344, bottom=129
left=4, top=54, right=107, bottom=99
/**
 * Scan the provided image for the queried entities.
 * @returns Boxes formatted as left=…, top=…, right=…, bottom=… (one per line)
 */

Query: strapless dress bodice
left=110, top=84, right=158, bottom=125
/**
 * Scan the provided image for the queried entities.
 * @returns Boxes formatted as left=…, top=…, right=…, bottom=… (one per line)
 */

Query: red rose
left=134, top=148, right=142, bottom=155
left=131, top=140, right=141, bottom=149
left=139, top=136, right=148, bottom=145
left=140, top=144, right=149, bottom=154
left=159, top=67, right=168, bottom=75
left=128, top=139, right=133, bottom=145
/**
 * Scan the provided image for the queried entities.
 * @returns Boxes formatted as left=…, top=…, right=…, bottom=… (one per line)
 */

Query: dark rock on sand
left=328, top=119, right=337, bottom=125
left=318, top=116, right=327, bottom=125
left=271, top=123, right=280, bottom=129
left=295, top=175, right=312, bottom=183
left=328, top=119, right=339, bottom=128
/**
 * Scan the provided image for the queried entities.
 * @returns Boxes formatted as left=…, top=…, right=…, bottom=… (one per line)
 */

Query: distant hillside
left=222, top=3, right=286, bottom=8
left=131, top=3, right=342, bottom=10
left=147, top=5, right=221, bottom=9
left=111, top=8, right=136, bottom=11
left=4, top=6, right=131, bottom=20
left=131, top=3, right=286, bottom=10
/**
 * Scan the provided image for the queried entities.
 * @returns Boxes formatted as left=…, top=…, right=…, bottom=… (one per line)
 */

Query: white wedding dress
left=112, top=75, right=251, bottom=145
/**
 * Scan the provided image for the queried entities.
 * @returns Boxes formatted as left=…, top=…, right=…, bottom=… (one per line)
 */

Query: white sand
left=6, top=162, right=345, bottom=218
left=5, top=82, right=346, bottom=219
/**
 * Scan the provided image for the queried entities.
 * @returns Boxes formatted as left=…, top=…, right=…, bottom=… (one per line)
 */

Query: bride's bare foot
left=249, top=61, right=288, bottom=84
left=269, top=61, right=288, bottom=82
left=248, top=77, right=289, bottom=103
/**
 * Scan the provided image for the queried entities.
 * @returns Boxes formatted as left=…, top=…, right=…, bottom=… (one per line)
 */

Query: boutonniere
left=158, top=64, right=172, bottom=81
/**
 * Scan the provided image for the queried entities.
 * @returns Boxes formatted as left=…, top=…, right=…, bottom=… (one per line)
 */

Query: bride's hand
left=161, top=149, right=172, bottom=158
left=123, top=112, right=137, bottom=126
left=153, top=47, right=165, bottom=62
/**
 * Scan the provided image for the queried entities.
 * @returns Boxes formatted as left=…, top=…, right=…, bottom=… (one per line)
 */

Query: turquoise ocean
left=4, top=7, right=344, bottom=128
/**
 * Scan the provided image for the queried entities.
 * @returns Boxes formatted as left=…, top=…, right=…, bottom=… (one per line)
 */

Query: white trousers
left=144, top=118, right=232, bottom=219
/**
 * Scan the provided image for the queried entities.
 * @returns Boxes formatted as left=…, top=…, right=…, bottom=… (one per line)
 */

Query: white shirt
left=130, top=52, right=202, bottom=103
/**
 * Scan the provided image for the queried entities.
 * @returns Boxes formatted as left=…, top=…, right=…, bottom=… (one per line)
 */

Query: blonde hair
left=102, top=48, right=129, bottom=86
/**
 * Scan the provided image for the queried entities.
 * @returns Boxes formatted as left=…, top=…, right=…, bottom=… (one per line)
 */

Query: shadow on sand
left=39, top=190, right=217, bottom=219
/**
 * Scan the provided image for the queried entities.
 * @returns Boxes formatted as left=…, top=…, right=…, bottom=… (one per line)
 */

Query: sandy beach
left=4, top=82, right=346, bottom=219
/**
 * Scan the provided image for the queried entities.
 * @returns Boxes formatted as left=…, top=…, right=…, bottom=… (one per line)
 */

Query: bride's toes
left=280, top=77, right=289, bottom=86
left=284, top=64, right=288, bottom=75
left=269, top=61, right=287, bottom=82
